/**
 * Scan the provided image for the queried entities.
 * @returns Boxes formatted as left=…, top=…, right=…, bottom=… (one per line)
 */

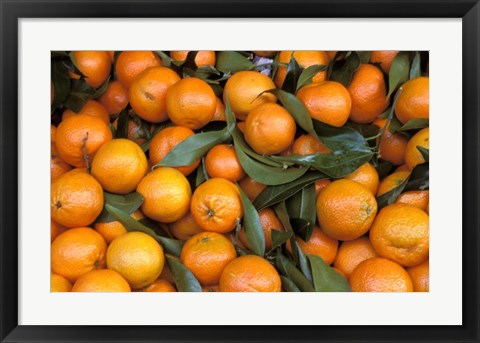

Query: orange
left=107, top=231, right=165, bottom=289
left=205, top=144, right=245, bottom=182
left=344, top=162, right=379, bottom=195
left=370, top=203, right=429, bottom=267
left=406, top=259, right=429, bottom=292
left=396, top=190, right=429, bottom=212
left=292, top=134, right=330, bottom=155
left=316, top=179, right=377, bottom=241
left=219, top=255, right=281, bottom=292
left=70, top=51, right=111, bottom=88
left=349, top=257, right=413, bottom=292
left=348, top=64, right=389, bottom=124
left=166, top=77, right=216, bottom=129
left=71, top=269, right=131, bottom=292
left=394, top=77, right=429, bottom=124
left=333, top=236, right=378, bottom=278
left=51, top=170, right=104, bottom=227
left=223, top=70, right=277, bottom=120
left=170, top=50, right=216, bottom=67
left=51, top=124, right=57, bottom=142
left=274, top=51, right=329, bottom=88
left=91, top=138, right=148, bottom=194
left=180, top=231, right=237, bottom=285
left=373, top=118, right=409, bottom=166
left=314, top=179, right=331, bottom=197
left=239, top=207, right=284, bottom=251
left=51, top=220, right=68, bottom=243
left=237, top=121, right=246, bottom=133
left=51, top=227, right=107, bottom=282
left=51, top=143, right=72, bottom=182
left=395, top=164, right=410, bottom=172
left=115, top=51, right=162, bottom=88
left=168, top=211, right=204, bottom=240
left=190, top=178, right=243, bottom=233
left=144, top=279, right=176, bottom=292
left=238, top=176, right=266, bottom=202
left=405, top=127, right=429, bottom=170
left=55, top=114, right=112, bottom=168
left=107, top=51, right=114, bottom=63
left=296, top=81, right=351, bottom=127
left=377, top=171, right=410, bottom=196
left=94, top=210, right=144, bottom=244
left=288, top=226, right=338, bottom=265
left=202, top=285, right=220, bottom=292
left=136, top=167, right=192, bottom=223
left=149, top=126, right=200, bottom=176
left=51, top=273, right=72, bottom=292
left=212, top=97, right=226, bottom=121
left=370, top=51, right=399, bottom=74
left=62, top=100, right=110, bottom=125
left=98, top=80, right=129, bottom=115
left=244, top=103, right=296, bottom=155
left=129, top=66, right=181, bottom=123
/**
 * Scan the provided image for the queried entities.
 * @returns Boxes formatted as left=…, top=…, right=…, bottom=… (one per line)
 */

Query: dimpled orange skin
left=396, top=190, right=429, bottom=212
left=166, top=77, right=216, bottom=130
left=94, top=210, right=144, bottom=244
left=51, top=227, right=107, bottom=283
left=373, top=118, right=409, bottom=166
left=168, top=211, right=204, bottom=241
left=62, top=100, right=110, bottom=126
left=107, top=231, right=165, bottom=289
left=405, top=127, right=429, bottom=170
left=289, top=226, right=339, bottom=265
left=296, top=81, right=352, bottom=127
left=170, top=50, right=216, bottom=67
left=238, top=176, right=266, bottom=202
left=292, top=134, right=331, bottom=155
left=239, top=207, right=284, bottom=251
left=370, top=203, right=429, bottom=267
left=347, top=64, right=389, bottom=124
left=370, top=51, right=399, bottom=74
left=129, top=66, right=181, bottom=123
left=51, top=170, right=104, bottom=228
left=344, top=162, right=379, bottom=195
left=190, top=178, right=243, bottom=233
left=51, top=143, right=72, bottom=183
left=333, top=236, right=378, bottom=279
left=136, top=167, right=192, bottom=223
left=55, top=114, right=112, bottom=168
left=70, top=51, right=112, bottom=88
left=274, top=51, right=329, bottom=88
left=219, top=255, right=281, bottom=292
left=115, top=51, right=162, bottom=88
left=316, top=179, right=378, bottom=241
left=244, top=103, right=296, bottom=155
left=349, top=257, right=413, bottom=292
left=406, top=259, right=429, bottom=292
left=91, top=138, right=148, bottom=194
left=223, top=70, right=277, bottom=120
left=72, top=269, right=131, bottom=292
left=144, top=279, right=177, bottom=292
left=377, top=171, right=410, bottom=196
left=149, top=126, right=200, bottom=176
left=205, top=144, right=245, bottom=182
left=51, top=273, right=72, bottom=292
left=98, top=80, right=129, bottom=115
left=180, top=232, right=237, bottom=286
left=394, top=77, right=429, bottom=124
left=212, top=97, right=226, bottom=121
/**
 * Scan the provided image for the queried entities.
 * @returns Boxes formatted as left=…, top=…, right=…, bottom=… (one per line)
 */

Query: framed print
left=1, top=0, right=479, bottom=342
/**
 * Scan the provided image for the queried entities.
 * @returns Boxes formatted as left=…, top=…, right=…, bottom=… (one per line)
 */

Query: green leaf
left=115, top=108, right=129, bottom=139
left=282, top=52, right=302, bottom=93
left=387, top=51, right=410, bottom=98
left=326, top=51, right=348, bottom=80
left=376, top=176, right=409, bottom=210
left=329, top=51, right=361, bottom=87
left=140, top=122, right=170, bottom=153
left=166, top=256, right=202, bottom=292
left=396, top=118, right=429, bottom=133
left=417, top=146, right=429, bottom=163
left=375, top=161, right=393, bottom=179
left=253, top=171, right=327, bottom=210
left=275, top=250, right=314, bottom=292
left=68, top=52, right=87, bottom=78
left=96, top=191, right=144, bottom=223
left=216, top=51, right=254, bottom=74
left=270, top=230, right=293, bottom=251
left=93, top=77, right=110, bottom=99
left=138, top=217, right=170, bottom=238
left=238, top=187, right=265, bottom=257
left=410, top=52, right=421, bottom=79
left=280, top=275, right=301, bottom=292
left=357, top=51, right=371, bottom=64
left=156, top=51, right=173, bottom=67
left=291, top=239, right=313, bottom=283
left=296, top=64, right=328, bottom=91
left=51, top=60, right=71, bottom=111
left=307, top=254, right=351, bottom=292
left=195, top=158, right=208, bottom=187
left=286, top=183, right=316, bottom=241
left=64, top=79, right=96, bottom=113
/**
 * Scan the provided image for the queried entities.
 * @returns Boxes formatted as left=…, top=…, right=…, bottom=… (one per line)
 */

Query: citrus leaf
left=286, top=183, right=316, bottom=241
left=216, top=51, right=254, bottom=74
left=270, top=230, right=293, bottom=251
left=115, top=108, right=129, bottom=139
left=51, top=60, right=71, bottom=111
left=166, top=255, right=202, bottom=292
left=138, top=217, right=170, bottom=238
left=375, top=161, right=393, bottom=179
left=387, top=51, right=410, bottom=98
left=140, top=122, right=170, bottom=153
left=410, top=52, right=421, bottom=79
left=93, top=77, right=110, bottom=98
left=282, top=52, right=302, bottom=93
left=238, top=186, right=265, bottom=257
left=68, top=52, right=87, bottom=78
left=275, top=250, right=314, bottom=292
left=156, top=51, right=173, bottom=67
left=195, top=158, right=208, bottom=187
left=356, top=51, right=371, bottom=64
left=417, top=146, right=429, bottom=162
left=253, top=171, right=327, bottom=210
left=376, top=176, right=409, bottom=210
left=396, top=118, right=429, bottom=133
left=296, top=64, right=328, bottom=91
left=64, top=79, right=96, bottom=113
left=329, top=51, right=361, bottom=87
left=96, top=191, right=143, bottom=223
left=307, top=254, right=351, bottom=292
left=183, top=51, right=199, bottom=70
left=326, top=51, right=348, bottom=79
left=280, top=275, right=301, bottom=292
left=291, top=239, right=313, bottom=283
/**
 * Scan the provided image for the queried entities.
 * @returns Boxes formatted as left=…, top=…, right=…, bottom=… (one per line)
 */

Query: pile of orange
left=50, top=50, right=429, bottom=293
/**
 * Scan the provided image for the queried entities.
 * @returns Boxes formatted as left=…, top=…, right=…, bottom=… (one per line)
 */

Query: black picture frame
left=1, top=1, right=479, bottom=342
